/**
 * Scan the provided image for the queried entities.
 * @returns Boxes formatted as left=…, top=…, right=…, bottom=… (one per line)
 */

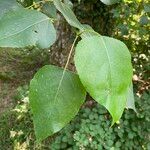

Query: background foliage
left=0, top=86, right=149, bottom=149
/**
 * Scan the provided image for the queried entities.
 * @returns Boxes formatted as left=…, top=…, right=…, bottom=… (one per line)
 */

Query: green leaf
left=126, top=83, right=136, bottom=112
left=53, top=0, right=83, bottom=30
left=0, top=9, right=56, bottom=49
left=0, top=0, right=22, bottom=18
left=100, top=0, right=120, bottom=5
left=81, top=24, right=99, bottom=38
left=41, top=1, right=57, bottom=18
left=74, top=36, right=133, bottom=123
left=64, top=0, right=73, bottom=9
left=53, top=0, right=97, bottom=37
left=17, top=0, right=33, bottom=7
left=29, top=65, right=86, bottom=141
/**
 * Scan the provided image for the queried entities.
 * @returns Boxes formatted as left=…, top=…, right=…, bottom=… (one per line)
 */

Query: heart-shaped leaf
left=74, top=36, right=133, bottom=123
left=29, top=65, right=86, bottom=141
left=0, top=9, right=56, bottom=49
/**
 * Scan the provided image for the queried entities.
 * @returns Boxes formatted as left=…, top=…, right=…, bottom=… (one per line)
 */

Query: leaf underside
left=0, top=0, right=22, bottom=19
left=0, top=9, right=56, bottom=49
left=100, top=0, right=119, bottom=5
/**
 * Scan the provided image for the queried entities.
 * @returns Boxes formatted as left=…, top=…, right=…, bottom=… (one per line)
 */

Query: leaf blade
left=0, top=9, right=56, bottom=48
left=29, top=65, right=86, bottom=141
left=53, top=0, right=98, bottom=38
left=74, top=36, right=133, bottom=123
left=53, top=0, right=83, bottom=30
left=0, top=0, right=22, bottom=19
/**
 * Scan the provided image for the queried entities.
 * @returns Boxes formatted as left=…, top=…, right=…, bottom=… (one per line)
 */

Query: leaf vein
left=0, top=18, right=49, bottom=41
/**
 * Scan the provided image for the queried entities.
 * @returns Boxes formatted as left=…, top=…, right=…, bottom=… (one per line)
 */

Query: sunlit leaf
left=75, top=36, right=133, bottom=123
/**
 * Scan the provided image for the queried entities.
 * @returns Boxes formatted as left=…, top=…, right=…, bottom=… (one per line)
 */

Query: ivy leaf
left=74, top=36, right=133, bottom=123
left=29, top=65, right=86, bottom=141
left=126, top=83, right=136, bottom=112
left=0, top=9, right=56, bottom=49
left=0, top=0, right=22, bottom=19
left=100, top=0, right=120, bottom=5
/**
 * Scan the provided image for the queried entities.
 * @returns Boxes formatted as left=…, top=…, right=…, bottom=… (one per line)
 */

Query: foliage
left=0, top=86, right=149, bottom=149
left=0, top=8, right=56, bottom=48
left=29, top=65, right=86, bottom=141
left=0, top=86, right=33, bottom=150
left=0, top=0, right=149, bottom=149
left=0, top=0, right=138, bottom=141
left=74, top=36, right=133, bottom=123
left=111, top=0, right=150, bottom=91
left=51, top=90, right=150, bottom=150
left=112, top=0, right=149, bottom=54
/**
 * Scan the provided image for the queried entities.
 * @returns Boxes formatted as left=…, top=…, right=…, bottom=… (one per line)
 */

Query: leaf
left=139, top=15, right=149, bottom=26
left=81, top=24, right=99, bottom=38
left=41, top=1, right=57, bottom=18
left=144, top=3, right=150, bottom=13
left=64, top=0, right=73, bottom=9
left=100, top=0, right=120, bottom=5
left=29, top=65, right=86, bottom=141
left=53, top=0, right=83, bottom=30
left=53, top=0, right=97, bottom=37
left=0, top=9, right=56, bottom=49
left=0, top=0, right=22, bottom=19
left=126, top=83, right=136, bottom=112
left=74, top=36, right=133, bottom=123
